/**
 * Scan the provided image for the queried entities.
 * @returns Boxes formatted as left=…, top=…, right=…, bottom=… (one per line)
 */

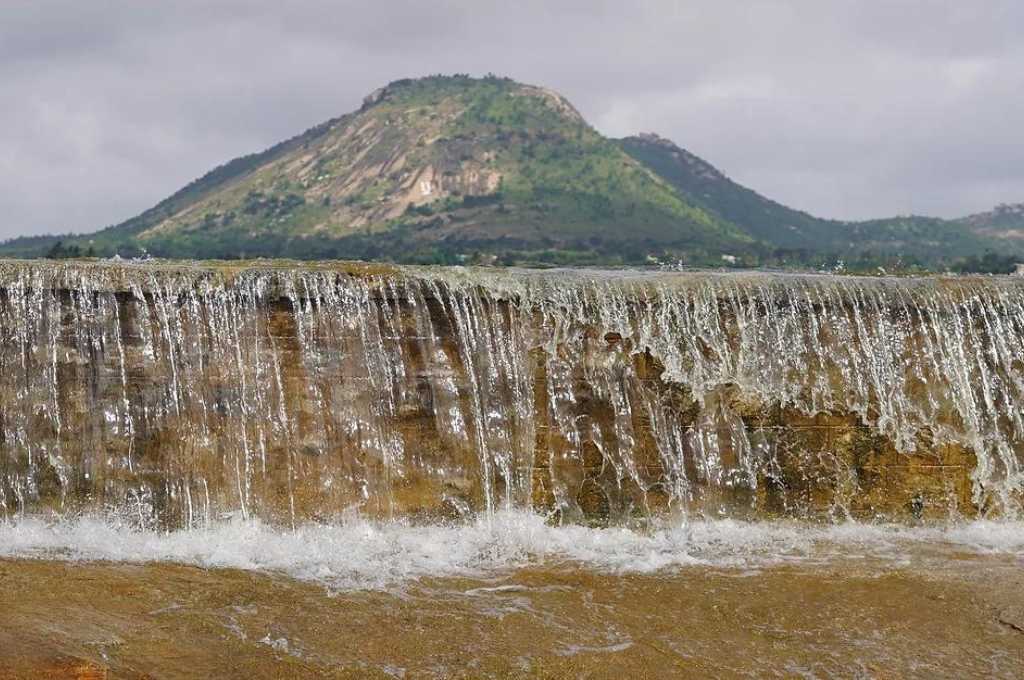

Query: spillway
left=1, top=259, right=1022, bottom=528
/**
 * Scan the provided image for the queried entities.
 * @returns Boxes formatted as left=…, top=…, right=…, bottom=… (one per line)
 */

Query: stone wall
left=0, top=261, right=1009, bottom=525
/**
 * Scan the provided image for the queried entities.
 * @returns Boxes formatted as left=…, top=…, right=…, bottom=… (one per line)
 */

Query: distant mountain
left=0, top=75, right=750, bottom=265
left=0, top=74, right=1017, bottom=268
left=958, top=203, right=1024, bottom=242
left=618, top=133, right=1002, bottom=265
left=619, top=133, right=843, bottom=250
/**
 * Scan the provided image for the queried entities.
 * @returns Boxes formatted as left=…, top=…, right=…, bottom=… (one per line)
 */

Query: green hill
left=2, top=75, right=751, bottom=266
left=0, top=74, right=1017, bottom=269
left=618, top=133, right=1005, bottom=268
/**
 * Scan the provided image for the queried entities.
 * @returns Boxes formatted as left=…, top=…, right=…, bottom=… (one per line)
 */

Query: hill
left=958, top=203, right=1024, bottom=242
left=2, top=75, right=751, bottom=266
left=0, top=74, right=1018, bottom=269
left=618, top=133, right=1003, bottom=268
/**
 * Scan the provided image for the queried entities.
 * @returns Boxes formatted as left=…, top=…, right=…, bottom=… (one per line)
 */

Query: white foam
left=0, top=513, right=1021, bottom=590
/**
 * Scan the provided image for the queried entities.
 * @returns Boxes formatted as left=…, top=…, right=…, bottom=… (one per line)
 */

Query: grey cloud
left=1, top=0, right=1022, bottom=238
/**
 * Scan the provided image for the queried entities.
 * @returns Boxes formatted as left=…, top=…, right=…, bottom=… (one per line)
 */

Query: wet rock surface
left=1, top=260, right=1022, bottom=525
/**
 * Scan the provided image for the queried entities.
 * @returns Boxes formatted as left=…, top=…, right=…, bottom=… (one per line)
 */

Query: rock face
left=1, top=260, right=1022, bottom=527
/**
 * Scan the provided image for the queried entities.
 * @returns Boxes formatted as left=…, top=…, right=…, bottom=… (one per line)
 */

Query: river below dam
left=2, top=260, right=1024, bottom=677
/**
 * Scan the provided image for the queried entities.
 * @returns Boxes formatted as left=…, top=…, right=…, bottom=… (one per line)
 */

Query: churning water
left=1, top=512, right=1023, bottom=591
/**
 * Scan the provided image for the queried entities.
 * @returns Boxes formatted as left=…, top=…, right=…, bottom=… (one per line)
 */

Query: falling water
left=1, top=260, right=1022, bottom=528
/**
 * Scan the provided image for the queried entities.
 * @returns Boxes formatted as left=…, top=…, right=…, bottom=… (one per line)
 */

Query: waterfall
left=1, top=260, right=1022, bottom=527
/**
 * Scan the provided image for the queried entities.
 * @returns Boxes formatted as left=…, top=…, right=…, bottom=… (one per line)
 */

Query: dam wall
left=0, top=260, right=1020, bottom=527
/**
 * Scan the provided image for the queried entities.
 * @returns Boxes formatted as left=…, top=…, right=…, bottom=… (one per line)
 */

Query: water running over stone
left=0, top=260, right=1021, bottom=527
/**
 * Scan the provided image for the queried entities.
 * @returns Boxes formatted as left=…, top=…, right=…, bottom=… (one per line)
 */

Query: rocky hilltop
left=959, top=203, right=1024, bottom=241
left=1, top=74, right=1020, bottom=268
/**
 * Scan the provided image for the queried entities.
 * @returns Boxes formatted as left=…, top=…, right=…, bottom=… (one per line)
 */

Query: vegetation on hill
left=618, top=133, right=1014, bottom=271
left=1, top=74, right=1020, bottom=271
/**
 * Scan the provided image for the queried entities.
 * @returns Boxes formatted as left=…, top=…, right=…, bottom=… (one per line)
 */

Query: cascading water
left=1, top=260, right=1023, bottom=529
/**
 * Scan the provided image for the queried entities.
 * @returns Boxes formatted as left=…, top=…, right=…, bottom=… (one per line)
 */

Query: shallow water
left=1, top=520, right=1022, bottom=679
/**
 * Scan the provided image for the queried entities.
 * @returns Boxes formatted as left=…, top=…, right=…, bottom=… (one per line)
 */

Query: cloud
left=1, top=0, right=1022, bottom=238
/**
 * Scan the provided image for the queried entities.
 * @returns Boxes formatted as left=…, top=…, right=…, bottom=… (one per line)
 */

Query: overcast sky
left=2, top=1, right=1022, bottom=239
